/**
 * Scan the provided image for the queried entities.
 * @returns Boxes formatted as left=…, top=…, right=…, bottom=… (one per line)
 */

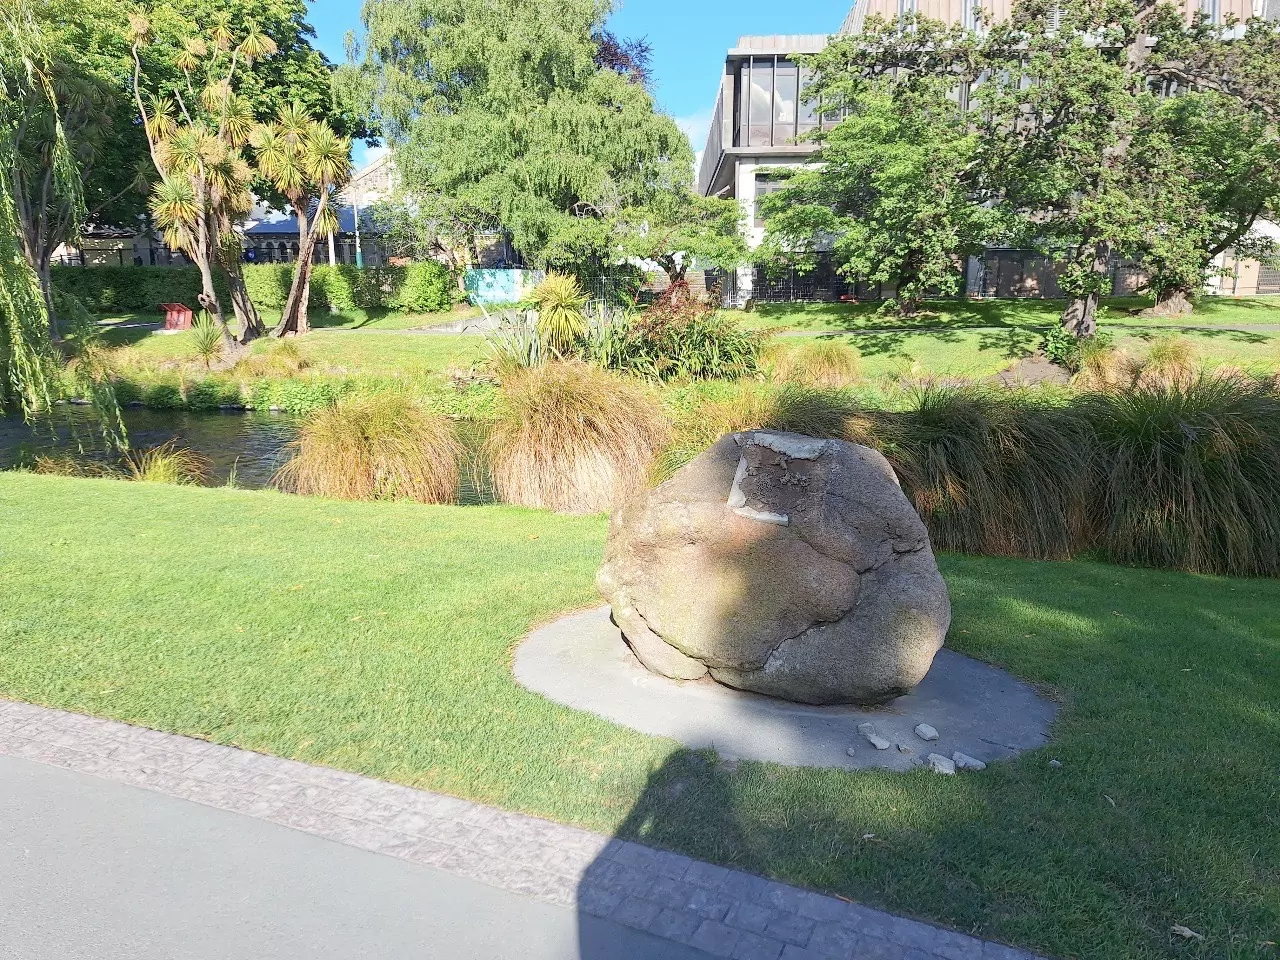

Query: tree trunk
left=222, top=260, right=264, bottom=343
left=194, top=256, right=234, bottom=348
left=1061, top=293, right=1099, bottom=337
left=37, top=256, right=58, bottom=342
left=1059, top=244, right=1110, bottom=338
left=1143, top=286, right=1194, bottom=318
left=275, top=234, right=320, bottom=337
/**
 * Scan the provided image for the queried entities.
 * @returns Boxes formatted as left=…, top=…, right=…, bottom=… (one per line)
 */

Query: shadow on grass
left=575, top=547, right=1280, bottom=960
left=1110, top=324, right=1274, bottom=345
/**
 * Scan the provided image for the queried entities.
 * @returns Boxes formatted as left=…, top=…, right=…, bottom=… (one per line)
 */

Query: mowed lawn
left=99, top=322, right=486, bottom=378
left=732, top=295, right=1280, bottom=333
left=1, top=473, right=1277, bottom=959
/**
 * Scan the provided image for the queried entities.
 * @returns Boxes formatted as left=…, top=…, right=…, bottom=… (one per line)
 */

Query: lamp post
left=353, top=198, right=364, bottom=270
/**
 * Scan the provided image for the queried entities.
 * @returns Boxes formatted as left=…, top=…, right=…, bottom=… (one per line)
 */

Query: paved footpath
left=0, top=699, right=1045, bottom=960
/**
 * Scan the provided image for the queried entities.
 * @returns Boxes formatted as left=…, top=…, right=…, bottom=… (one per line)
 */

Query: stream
left=1, top=405, right=494, bottom=503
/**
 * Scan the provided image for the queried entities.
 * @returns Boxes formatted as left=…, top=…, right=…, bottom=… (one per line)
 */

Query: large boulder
left=596, top=430, right=950, bottom=705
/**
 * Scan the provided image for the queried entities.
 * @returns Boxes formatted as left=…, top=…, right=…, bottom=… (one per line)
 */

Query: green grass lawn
left=732, top=296, right=1280, bottom=333
left=1, top=473, right=1276, bottom=960
left=99, top=323, right=485, bottom=378
left=98, top=303, right=480, bottom=340
left=787, top=325, right=1280, bottom=379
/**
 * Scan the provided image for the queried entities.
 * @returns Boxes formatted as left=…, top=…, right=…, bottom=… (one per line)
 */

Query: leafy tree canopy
left=798, top=1, right=1280, bottom=331
left=759, top=75, right=1007, bottom=314
left=345, top=0, right=693, bottom=269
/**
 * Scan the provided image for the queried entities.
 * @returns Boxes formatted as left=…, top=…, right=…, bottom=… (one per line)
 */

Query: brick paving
left=0, top=699, right=1046, bottom=960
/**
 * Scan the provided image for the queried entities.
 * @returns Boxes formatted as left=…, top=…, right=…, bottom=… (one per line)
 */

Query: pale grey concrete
left=0, top=755, right=700, bottom=960
left=0, top=699, right=1049, bottom=960
left=513, top=608, right=1056, bottom=772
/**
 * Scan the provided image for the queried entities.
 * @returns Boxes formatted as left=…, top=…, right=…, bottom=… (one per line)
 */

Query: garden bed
left=1, top=473, right=1275, bottom=959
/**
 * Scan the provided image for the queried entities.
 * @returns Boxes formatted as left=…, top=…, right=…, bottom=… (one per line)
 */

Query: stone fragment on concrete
left=596, top=430, right=952, bottom=705
left=952, top=752, right=986, bottom=771
left=897, top=744, right=914, bottom=755
left=927, top=753, right=956, bottom=775
left=914, top=723, right=940, bottom=741
left=857, top=723, right=891, bottom=750
left=846, top=747, right=857, bottom=757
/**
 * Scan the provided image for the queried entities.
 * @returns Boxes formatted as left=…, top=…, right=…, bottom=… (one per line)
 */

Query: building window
left=797, top=67, right=819, bottom=139
left=754, top=174, right=787, bottom=227
left=747, top=59, right=774, bottom=147
left=1199, top=0, right=1219, bottom=23
left=774, top=60, right=798, bottom=145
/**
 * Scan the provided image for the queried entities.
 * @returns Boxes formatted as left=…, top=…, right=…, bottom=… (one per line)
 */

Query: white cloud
left=674, top=109, right=714, bottom=183
left=675, top=109, right=714, bottom=155
left=353, top=143, right=390, bottom=170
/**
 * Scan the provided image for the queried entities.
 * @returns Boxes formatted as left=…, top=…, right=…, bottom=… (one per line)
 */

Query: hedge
left=52, top=261, right=455, bottom=315
left=51, top=266, right=229, bottom=313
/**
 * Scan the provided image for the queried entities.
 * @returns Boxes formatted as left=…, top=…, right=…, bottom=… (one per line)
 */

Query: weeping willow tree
left=0, top=0, right=122, bottom=443
left=252, top=104, right=351, bottom=337
left=128, top=12, right=276, bottom=347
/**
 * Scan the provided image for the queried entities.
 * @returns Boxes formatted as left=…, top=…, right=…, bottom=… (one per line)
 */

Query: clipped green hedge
left=55, top=262, right=456, bottom=316
left=51, top=266, right=229, bottom=313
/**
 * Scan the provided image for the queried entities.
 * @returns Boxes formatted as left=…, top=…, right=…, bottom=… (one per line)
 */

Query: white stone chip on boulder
left=952, top=752, right=987, bottom=771
left=914, top=723, right=940, bottom=741
left=927, top=753, right=956, bottom=775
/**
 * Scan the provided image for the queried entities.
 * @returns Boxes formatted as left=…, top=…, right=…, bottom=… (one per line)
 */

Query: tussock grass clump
left=274, top=394, right=463, bottom=503
left=769, top=339, right=863, bottom=388
left=234, top=339, right=310, bottom=378
left=485, top=360, right=668, bottom=513
left=656, top=384, right=860, bottom=481
left=123, top=441, right=210, bottom=485
left=32, top=455, right=118, bottom=478
left=1080, top=373, right=1280, bottom=576
left=1139, top=334, right=1197, bottom=387
left=848, top=386, right=1093, bottom=560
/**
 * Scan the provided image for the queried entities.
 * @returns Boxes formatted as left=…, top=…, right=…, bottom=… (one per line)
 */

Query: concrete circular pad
left=514, top=607, right=1057, bottom=772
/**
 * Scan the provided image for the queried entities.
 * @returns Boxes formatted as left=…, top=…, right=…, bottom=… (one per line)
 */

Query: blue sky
left=306, top=0, right=852, bottom=165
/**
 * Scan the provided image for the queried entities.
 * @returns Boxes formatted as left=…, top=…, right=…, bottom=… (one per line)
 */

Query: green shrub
left=247, top=375, right=349, bottom=413
left=183, top=378, right=243, bottom=410
left=1044, top=326, right=1113, bottom=372
left=51, top=266, right=228, bottom=313
left=241, top=263, right=293, bottom=309
left=390, top=261, right=454, bottom=313
left=579, top=307, right=763, bottom=381
left=274, top=394, right=463, bottom=503
left=53, top=263, right=457, bottom=317
left=143, top=381, right=185, bottom=409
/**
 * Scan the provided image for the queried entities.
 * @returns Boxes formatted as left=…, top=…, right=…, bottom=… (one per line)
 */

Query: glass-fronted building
left=697, top=0, right=1261, bottom=303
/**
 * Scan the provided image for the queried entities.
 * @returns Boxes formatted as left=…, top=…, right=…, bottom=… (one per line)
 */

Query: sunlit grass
left=1, top=474, right=1276, bottom=959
